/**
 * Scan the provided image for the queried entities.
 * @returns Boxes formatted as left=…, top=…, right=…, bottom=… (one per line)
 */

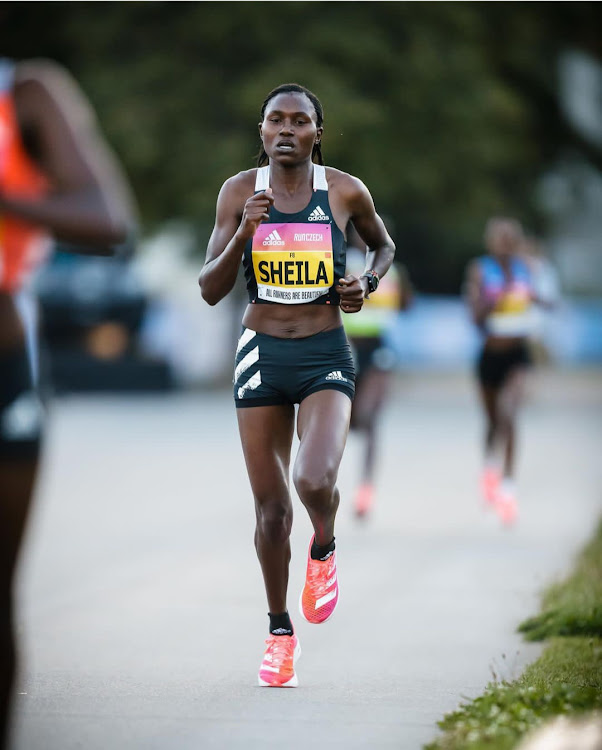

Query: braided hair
left=257, top=83, right=324, bottom=167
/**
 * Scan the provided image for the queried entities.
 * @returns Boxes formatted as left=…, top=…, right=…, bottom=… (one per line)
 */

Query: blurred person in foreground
left=199, top=83, right=395, bottom=687
left=343, top=226, right=412, bottom=518
left=0, top=58, right=135, bottom=748
left=464, top=217, right=539, bottom=525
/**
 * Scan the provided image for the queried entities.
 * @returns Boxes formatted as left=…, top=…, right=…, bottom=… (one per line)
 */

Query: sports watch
left=360, top=270, right=380, bottom=298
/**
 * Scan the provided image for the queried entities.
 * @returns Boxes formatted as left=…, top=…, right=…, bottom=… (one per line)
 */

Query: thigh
left=237, top=404, right=295, bottom=504
left=499, top=367, right=528, bottom=418
left=295, top=389, right=352, bottom=481
left=478, top=382, right=498, bottom=420
left=354, top=368, right=390, bottom=419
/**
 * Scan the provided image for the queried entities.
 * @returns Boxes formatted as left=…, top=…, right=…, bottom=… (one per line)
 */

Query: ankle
left=268, top=611, right=293, bottom=636
left=310, top=536, right=335, bottom=561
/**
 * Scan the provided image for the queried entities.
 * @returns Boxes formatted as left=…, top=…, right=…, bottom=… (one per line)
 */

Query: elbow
left=198, top=273, right=219, bottom=306
left=72, top=219, right=135, bottom=257
left=201, top=291, right=219, bottom=307
left=105, top=219, right=131, bottom=247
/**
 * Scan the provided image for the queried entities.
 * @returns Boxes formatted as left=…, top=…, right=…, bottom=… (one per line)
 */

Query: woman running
left=465, top=217, right=535, bottom=525
left=0, top=58, right=134, bottom=749
left=343, top=232, right=412, bottom=518
left=199, top=83, right=395, bottom=687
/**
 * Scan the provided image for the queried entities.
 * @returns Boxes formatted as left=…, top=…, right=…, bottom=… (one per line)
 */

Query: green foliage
left=518, top=519, right=602, bottom=641
left=427, top=516, right=602, bottom=749
left=1, top=1, right=601, bottom=291
left=425, top=639, right=602, bottom=749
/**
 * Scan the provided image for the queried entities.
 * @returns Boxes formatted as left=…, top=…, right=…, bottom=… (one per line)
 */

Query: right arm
left=198, top=176, right=274, bottom=306
left=464, top=260, right=495, bottom=327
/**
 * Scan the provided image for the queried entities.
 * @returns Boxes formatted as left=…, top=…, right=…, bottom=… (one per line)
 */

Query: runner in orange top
left=0, top=58, right=135, bottom=749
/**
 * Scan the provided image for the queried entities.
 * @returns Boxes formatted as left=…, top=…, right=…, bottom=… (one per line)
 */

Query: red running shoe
left=494, top=483, right=518, bottom=526
left=480, top=466, right=501, bottom=507
left=258, top=633, right=301, bottom=687
left=299, top=536, right=339, bottom=624
left=354, top=483, right=375, bottom=517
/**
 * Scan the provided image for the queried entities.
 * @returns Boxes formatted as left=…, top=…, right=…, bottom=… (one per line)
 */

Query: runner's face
left=488, top=223, right=520, bottom=260
left=259, top=93, right=322, bottom=163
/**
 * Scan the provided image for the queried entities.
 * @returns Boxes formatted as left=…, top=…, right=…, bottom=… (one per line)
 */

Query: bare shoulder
left=14, top=58, right=88, bottom=105
left=213, top=169, right=259, bottom=223
left=13, top=58, right=99, bottom=131
left=325, top=166, right=368, bottom=200
left=15, top=58, right=74, bottom=87
left=466, top=257, right=483, bottom=281
left=218, top=168, right=257, bottom=205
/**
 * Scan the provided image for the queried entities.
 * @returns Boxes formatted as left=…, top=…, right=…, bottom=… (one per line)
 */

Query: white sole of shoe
left=257, top=639, right=301, bottom=687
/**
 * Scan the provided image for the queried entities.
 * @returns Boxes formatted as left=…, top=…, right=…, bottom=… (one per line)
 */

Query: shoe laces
left=307, top=555, right=336, bottom=595
left=264, top=635, right=294, bottom=666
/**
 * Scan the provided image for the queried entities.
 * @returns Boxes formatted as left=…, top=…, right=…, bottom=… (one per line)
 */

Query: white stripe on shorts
left=236, top=328, right=257, bottom=355
left=237, top=370, right=262, bottom=399
left=234, top=346, right=259, bottom=383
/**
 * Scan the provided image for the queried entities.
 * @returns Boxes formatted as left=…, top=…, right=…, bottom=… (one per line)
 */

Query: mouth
left=276, top=141, right=295, bottom=151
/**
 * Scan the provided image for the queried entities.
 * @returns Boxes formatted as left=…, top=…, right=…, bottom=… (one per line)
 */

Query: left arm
left=0, top=60, right=136, bottom=252
left=335, top=176, right=395, bottom=313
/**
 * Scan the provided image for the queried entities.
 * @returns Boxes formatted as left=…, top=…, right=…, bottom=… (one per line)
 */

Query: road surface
left=9, top=369, right=602, bottom=749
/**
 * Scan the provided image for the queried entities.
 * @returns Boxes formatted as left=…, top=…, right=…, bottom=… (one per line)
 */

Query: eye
left=269, top=117, right=280, bottom=123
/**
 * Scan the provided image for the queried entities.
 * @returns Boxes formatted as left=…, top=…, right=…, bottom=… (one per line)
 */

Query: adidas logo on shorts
left=263, top=230, right=285, bottom=246
left=325, top=370, right=347, bottom=382
left=307, top=206, right=329, bottom=222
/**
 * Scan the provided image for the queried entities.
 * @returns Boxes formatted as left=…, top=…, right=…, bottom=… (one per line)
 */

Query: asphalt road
left=9, top=369, right=602, bottom=749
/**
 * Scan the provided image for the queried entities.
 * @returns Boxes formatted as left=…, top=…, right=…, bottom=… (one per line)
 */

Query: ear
left=315, top=126, right=324, bottom=144
left=258, top=122, right=264, bottom=139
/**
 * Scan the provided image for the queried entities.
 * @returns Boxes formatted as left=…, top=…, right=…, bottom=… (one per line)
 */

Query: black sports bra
left=243, top=164, right=346, bottom=305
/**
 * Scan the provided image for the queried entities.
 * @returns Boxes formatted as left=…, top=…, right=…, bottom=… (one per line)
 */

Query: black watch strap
left=361, top=270, right=380, bottom=296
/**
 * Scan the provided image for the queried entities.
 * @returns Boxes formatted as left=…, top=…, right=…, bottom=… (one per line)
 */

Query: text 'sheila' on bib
left=252, top=222, right=333, bottom=304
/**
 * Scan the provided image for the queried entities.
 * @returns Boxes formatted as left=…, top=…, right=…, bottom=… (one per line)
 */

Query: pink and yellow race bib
left=252, top=223, right=333, bottom=304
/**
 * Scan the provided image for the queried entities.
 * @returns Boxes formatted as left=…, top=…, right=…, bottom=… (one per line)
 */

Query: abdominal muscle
left=242, top=301, right=342, bottom=339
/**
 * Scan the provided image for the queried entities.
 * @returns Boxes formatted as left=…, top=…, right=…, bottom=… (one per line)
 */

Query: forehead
left=488, top=221, right=519, bottom=242
left=264, top=92, right=317, bottom=120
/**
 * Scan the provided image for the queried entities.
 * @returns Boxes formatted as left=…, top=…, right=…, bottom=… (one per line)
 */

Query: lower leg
left=254, top=502, right=293, bottom=615
left=294, top=472, right=339, bottom=547
left=362, top=423, right=377, bottom=484
left=0, top=593, right=14, bottom=750
left=499, top=369, right=526, bottom=479
left=0, top=458, right=39, bottom=750
left=294, top=391, right=351, bottom=545
left=502, top=421, right=516, bottom=478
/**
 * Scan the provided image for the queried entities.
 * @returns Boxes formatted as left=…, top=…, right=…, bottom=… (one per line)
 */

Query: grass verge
left=424, top=520, right=602, bottom=749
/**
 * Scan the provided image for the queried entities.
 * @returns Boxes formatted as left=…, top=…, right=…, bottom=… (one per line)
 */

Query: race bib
left=252, top=223, right=333, bottom=304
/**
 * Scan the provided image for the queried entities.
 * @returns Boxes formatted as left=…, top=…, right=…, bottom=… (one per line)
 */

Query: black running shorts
left=234, top=326, right=355, bottom=408
left=477, top=341, right=531, bottom=389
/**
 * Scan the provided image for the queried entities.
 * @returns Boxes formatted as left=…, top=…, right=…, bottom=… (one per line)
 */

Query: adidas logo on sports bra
left=307, top=206, right=330, bottom=222
left=325, top=370, right=347, bottom=382
left=263, top=230, right=285, bottom=246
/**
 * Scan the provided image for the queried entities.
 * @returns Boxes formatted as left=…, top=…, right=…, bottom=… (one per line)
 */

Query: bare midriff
left=242, top=302, right=342, bottom=339
left=484, top=334, right=525, bottom=351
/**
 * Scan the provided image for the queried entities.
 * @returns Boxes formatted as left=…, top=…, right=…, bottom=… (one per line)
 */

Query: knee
left=255, top=501, right=292, bottom=543
left=293, top=466, right=336, bottom=509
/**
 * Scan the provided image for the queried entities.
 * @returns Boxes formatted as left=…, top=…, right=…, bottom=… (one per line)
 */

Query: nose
left=279, top=119, right=294, bottom=134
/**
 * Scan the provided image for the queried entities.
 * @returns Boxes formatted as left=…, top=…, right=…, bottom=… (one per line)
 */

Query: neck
left=269, top=160, right=313, bottom=196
